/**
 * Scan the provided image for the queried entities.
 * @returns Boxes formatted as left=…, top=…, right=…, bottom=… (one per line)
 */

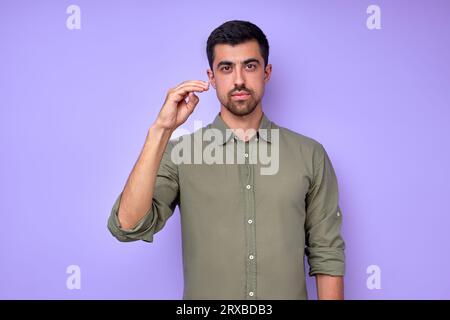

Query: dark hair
left=206, top=20, right=269, bottom=71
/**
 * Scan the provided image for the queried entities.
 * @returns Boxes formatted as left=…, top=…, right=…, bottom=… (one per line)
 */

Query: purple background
left=1, top=0, right=449, bottom=299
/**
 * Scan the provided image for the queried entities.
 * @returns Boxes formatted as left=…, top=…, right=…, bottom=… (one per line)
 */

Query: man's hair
left=206, top=20, right=269, bottom=71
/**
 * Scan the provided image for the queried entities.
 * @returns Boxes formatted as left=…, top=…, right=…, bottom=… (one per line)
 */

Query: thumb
left=186, top=92, right=199, bottom=112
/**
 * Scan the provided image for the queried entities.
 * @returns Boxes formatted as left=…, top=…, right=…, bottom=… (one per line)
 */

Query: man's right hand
left=115, top=80, right=209, bottom=231
left=154, top=80, right=210, bottom=131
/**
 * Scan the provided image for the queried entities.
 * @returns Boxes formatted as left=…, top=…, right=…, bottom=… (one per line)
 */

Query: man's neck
left=219, top=105, right=264, bottom=142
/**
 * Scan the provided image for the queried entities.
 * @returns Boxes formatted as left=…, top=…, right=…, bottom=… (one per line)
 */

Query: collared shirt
left=107, top=112, right=345, bottom=300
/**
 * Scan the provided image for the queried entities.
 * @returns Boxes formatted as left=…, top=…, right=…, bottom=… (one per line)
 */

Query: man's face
left=207, top=39, right=272, bottom=117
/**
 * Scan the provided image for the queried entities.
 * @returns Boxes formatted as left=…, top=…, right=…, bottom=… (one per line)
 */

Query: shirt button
left=249, top=254, right=254, bottom=260
left=249, top=291, right=254, bottom=297
left=248, top=219, right=253, bottom=224
left=246, top=185, right=251, bottom=189
left=244, top=153, right=249, bottom=158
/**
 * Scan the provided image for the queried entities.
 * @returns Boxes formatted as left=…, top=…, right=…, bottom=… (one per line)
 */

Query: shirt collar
left=209, top=111, right=273, bottom=145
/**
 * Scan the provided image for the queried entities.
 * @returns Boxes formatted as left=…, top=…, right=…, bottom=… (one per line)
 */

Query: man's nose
left=233, top=67, right=245, bottom=87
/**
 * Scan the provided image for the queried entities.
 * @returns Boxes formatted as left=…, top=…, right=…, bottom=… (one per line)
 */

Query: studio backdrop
left=1, top=0, right=449, bottom=299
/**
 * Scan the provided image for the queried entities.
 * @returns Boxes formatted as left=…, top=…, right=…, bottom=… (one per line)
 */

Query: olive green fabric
left=108, top=112, right=345, bottom=300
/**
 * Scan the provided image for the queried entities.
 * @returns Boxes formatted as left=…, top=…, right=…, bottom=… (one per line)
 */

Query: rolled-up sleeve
left=107, top=139, right=180, bottom=243
left=304, top=143, right=345, bottom=276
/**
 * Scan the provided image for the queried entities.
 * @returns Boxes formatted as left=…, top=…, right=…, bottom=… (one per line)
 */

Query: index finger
left=175, top=80, right=209, bottom=89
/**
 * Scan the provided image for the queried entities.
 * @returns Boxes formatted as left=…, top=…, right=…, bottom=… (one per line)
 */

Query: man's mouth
left=232, top=91, right=250, bottom=96
left=231, top=91, right=251, bottom=99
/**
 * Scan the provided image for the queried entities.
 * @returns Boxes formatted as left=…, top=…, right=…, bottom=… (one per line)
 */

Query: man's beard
left=224, top=95, right=259, bottom=117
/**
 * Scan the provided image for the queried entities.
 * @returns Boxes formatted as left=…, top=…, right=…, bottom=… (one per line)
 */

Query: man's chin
left=226, top=103, right=257, bottom=117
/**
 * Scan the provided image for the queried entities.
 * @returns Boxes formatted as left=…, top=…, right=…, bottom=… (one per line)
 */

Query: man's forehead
left=213, top=40, right=261, bottom=63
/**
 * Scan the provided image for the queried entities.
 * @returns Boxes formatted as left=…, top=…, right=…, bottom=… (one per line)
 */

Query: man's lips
left=232, top=92, right=250, bottom=96
left=231, top=92, right=250, bottom=100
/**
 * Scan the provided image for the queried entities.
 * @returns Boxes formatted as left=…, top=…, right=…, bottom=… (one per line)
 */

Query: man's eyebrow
left=216, top=58, right=261, bottom=68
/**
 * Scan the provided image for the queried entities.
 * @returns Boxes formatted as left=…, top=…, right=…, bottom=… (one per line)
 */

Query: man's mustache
left=230, top=89, right=251, bottom=96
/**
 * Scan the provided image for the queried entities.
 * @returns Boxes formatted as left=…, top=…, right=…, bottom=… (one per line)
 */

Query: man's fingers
left=187, top=92, right=200, bottom=110
left=176, top=83, right=209, bottom=94
left=174, top=80, right=209, bottom=91
left=177, top=83, right=208, bottom=93
left=170, top=84, right=208, bottom=102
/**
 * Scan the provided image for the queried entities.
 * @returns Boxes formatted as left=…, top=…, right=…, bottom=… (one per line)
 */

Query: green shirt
left=108, top=112, right=345, bottom=300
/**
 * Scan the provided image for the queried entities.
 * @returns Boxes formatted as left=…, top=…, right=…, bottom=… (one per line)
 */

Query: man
left=108, top=20, right=345, bottom=300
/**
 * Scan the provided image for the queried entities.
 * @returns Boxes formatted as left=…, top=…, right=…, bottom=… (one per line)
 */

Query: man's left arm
left=315, top=274, right=344, bottom=300
left=304, top=143, right=346, bottom=300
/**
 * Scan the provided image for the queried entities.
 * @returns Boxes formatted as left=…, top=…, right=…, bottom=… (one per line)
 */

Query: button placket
left=244, top=140, right=257, bottom=299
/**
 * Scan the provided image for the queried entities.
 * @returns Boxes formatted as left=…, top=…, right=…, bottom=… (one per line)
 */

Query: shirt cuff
left=306, top=247, right=345, bottom=277
left=107, top=192, right=157, bottom=243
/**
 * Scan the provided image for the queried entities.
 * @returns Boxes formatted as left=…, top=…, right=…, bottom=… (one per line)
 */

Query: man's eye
left=246, top=64, right=256, bottom=69
left=221, top=66, right=231, bottom=71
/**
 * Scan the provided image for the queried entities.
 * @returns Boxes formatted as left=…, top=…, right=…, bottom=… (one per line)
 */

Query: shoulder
left=273, top=122, right=325, bottom=157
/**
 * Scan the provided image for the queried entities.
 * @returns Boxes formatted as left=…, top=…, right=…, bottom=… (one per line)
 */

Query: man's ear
left=264, top=63, right=272, bottom=83
left=206, top=68, right=216, bottom=89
